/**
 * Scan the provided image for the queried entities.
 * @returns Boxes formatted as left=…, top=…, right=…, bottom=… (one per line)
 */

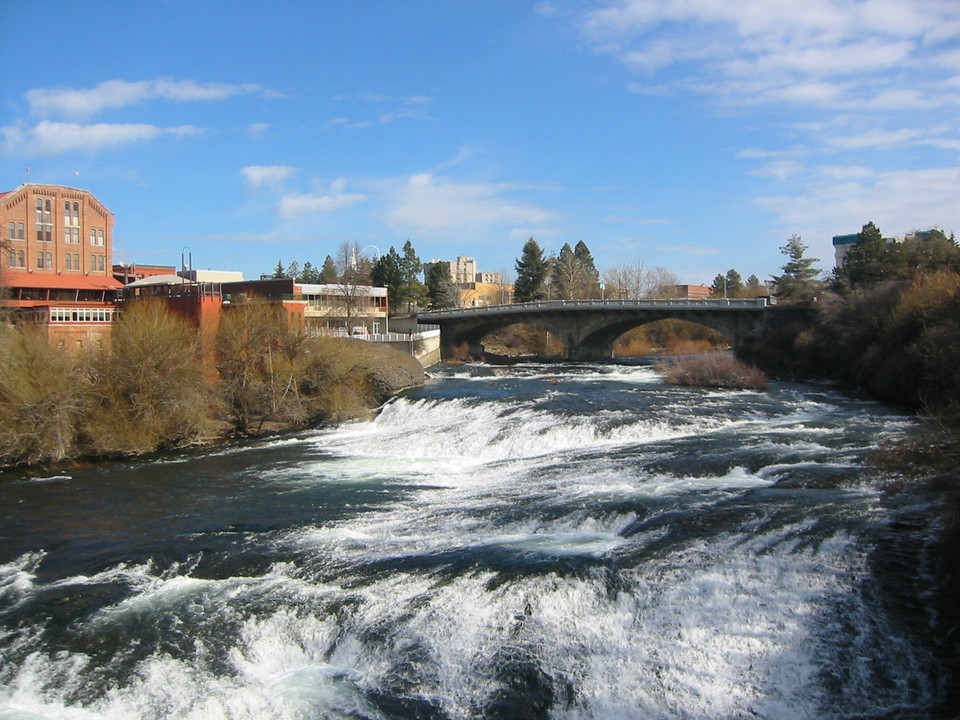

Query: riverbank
left=0, top=302, right=425, bottom=470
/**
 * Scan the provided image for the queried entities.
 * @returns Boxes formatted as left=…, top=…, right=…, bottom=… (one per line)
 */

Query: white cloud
left=757, top=166, right=960, bottom=249
left=277, top=178, right=367, bottom=217
left=241, top=165, right=297, bottom=189
left=386, top=173, right=559, bottom=232
left=26, top=78, right=267, bottom=119
left=579, top=1, right=960, bottom=110
left=1, top=121, right=202, bottom=155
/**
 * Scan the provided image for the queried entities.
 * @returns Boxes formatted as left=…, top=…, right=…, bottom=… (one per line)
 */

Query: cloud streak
left=277, top=179, right=367, bottom=217
left=1, top=121, right=202, bottom=155
left=26, top=78, right=269, bottom=119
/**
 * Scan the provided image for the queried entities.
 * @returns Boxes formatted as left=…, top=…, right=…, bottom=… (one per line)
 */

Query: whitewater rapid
left=0, top=363, right=947, bottom=719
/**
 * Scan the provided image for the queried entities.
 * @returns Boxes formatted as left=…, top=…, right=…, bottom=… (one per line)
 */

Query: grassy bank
left=0, top=301, right=424, bottom=468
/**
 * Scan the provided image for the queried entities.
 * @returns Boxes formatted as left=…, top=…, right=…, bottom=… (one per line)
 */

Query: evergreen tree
left=772, top=235, right=822, bottom=301
left=371, top=247, right=404, bottom=312
left=836, top=221, right=890, bottom=289
left=513, top=237, right=549, bottom=303
left=400, top=240, right=427, bottom=312
left=745, top=274, right=765, bottom=297
left=319, top=255, right=338, bottom=283
left=273, top=259, right=286, bottom=278
left=573, top=240, right=600, bottom=297
left=286, top=260, right=300, bottom=281
left=300, top=261, right=321, bottom=283
left=710, top=270, right=744, bottom=298
left=550, top=243, right=579, bottom=300
left=425, top=263, right=459, bottom=309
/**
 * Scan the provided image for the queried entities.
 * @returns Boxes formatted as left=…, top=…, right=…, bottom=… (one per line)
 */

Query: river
left=0, top=362, right=954, bottom=719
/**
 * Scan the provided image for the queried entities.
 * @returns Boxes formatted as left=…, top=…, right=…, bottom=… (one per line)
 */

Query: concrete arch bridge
left=417, top=298, right=774, bottom=361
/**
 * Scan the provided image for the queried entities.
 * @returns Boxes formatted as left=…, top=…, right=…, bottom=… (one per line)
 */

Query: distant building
left=1, top=184, right=122, bottom=350
left=675, top=284, right=712, bottom=299
left=221, top=278, right=388, bottom=335
left=832, top=231, right=909, bottom=266
left=476, top=271, right=503, bottom=284
left=831, top=234, right=861, bottom=267
left=460, top=282, right=514, bottom=307
left=424, top=256, right=478, bottom=285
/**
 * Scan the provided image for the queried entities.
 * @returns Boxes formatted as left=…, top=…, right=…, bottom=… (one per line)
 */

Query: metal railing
left=418, top=297, right=771, bottom=318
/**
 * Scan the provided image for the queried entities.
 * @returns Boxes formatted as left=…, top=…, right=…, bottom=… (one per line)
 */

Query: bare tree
left=603, top=259, right=648, bottom=300
left=646, top=267, right=679, bottom=298
left=334, top=241, right=373, bottom=327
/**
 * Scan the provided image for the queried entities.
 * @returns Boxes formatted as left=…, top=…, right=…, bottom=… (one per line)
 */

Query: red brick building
left=1, top=184, right=122, bottom=349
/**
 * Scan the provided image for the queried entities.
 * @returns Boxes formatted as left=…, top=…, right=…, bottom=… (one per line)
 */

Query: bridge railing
left=418, top=297, right=770, bottom=319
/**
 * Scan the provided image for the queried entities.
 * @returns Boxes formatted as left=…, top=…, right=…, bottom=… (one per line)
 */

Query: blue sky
left=2, top=1, right=959, bottom=285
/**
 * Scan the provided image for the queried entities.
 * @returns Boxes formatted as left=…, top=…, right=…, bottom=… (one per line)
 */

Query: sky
left=2, top=1, right=959, bottom=286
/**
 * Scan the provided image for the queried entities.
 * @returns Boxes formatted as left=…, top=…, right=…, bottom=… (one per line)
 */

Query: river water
left=0, top=363, right=954, bottom=719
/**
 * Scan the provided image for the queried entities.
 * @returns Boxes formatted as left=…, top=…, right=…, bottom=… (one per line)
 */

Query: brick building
left=1, top=184, right=122, bottom=349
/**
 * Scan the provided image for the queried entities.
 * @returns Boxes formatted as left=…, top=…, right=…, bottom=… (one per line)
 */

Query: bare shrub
left=81, top=301, right=212, bottom=455
left=216, top=302, right=310, bottom=432
left=0, top=325, right=88, bottom=465
left=655, top=352, right=768, bottom=390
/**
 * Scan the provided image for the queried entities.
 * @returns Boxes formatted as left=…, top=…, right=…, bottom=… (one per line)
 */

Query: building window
left=74, top=253, right=80, bottom=269
left=37, top=251, right=45, bottom=269
left=90, top=255, right=97, bottom=272
left=89, top=229, right=104, bottom=246
left=7, top=222, right=13, bottom=240
left=46, top=252, right=52, bottom=269
left=63, top=201, right=80, bottom=226
left=97, top=255, right=105, bottom=272
left=65, top=254, right=72, bottom=271
left=17, top=250, right=24, bottom=267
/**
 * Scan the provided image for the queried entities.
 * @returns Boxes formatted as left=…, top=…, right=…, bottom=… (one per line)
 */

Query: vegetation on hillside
left=0, top=301, right=423, bottom=468
left=745, top=224, right=960, bottom=427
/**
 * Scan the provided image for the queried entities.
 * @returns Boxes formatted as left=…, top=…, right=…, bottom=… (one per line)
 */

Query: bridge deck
left=419, top=297, right=770, bottom=320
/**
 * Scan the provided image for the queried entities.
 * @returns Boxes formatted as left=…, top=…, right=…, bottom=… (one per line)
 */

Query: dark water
left=0, top=363, right=953, bottom=719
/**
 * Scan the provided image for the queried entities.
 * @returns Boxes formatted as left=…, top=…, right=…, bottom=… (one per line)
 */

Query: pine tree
left=400, top=240, right=427, bottom=312
left=273, top=259, right=286, bottom=278
left=319, top=255, right=338, bottom=283
left=300, top=261, right=321, bottom=283
left=513, top=237, right=549, bottom=303
left=371, top=247, right=404, bottom=313
left=425, top=263, right=459, bottom=309
left=772, top=235, right=822, bottom=301
left=573, top=240, right=600, bottom=297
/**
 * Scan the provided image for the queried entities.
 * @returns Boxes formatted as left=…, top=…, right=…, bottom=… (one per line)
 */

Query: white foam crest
left=0, top=552, right=45, bottom=612
left=311, top=397, right=744, bottom=480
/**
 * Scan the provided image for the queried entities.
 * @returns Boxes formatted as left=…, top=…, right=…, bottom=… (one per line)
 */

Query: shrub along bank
left=0, top=301, right=424, bottom=468
left=740, top=270, right=960, bottom=426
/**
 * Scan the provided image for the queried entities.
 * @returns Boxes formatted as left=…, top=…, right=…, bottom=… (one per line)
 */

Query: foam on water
left=0, top=363, right=940, bottom=719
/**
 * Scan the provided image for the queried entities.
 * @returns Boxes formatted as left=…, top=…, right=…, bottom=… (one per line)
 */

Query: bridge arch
left=418, top=299, right=771, bottom=361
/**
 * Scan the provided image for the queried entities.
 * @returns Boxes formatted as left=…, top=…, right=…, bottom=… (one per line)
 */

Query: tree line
left=744, top=221, right=960, bottom=428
